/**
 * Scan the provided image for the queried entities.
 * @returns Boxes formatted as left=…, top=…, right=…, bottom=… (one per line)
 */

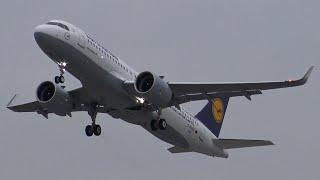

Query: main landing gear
left=150, top=109, right=167, bottom=131
left=54, top=62, right=66, bottom=84
left=85, top=124, right=101, bottom=137
left=85, top=103, right=102, bottom=137
left=150, top=119, right=167, bottom=131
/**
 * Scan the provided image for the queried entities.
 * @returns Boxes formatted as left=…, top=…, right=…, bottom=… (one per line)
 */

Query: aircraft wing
left=169, top=66, right=313, bottom=98
left=124, top=67, right=313, bottom=109
left=7, top=87, right=110, bottom=118
left=213, top=139, right=274, bottom=149
left=7, top=94, right=39, bottom=112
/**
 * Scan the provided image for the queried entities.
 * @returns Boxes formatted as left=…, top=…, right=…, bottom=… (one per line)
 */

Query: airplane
left=7, top=20, right=313, bottom=158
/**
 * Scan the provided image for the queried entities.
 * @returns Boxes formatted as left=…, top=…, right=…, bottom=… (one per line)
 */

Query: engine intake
left=36, top=81, right=72, bottom=116
left=135, top=71, right=172, bottom=108
left=136, top=72, right=154, bottom=93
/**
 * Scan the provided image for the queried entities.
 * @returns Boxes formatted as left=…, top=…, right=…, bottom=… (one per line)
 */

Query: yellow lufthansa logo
left=212, top=98, right=224, bottom=124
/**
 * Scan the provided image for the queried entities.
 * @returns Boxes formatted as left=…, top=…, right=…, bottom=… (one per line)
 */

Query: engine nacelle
left=36, top=81, right=72, bottom=116
left=134, top=71, right=172, bottom=108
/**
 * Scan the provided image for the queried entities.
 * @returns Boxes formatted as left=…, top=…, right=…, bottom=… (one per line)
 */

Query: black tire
left=54, top=76, right=60, bottom=84
left=150, top=120, right=158, bottom=131
left=93, top=124, right=102, bottom=136
left=59, top=76, right=65, bottom=83
left=85, top=125, right=94, bottom=136
left=158, top=119, right=167, bottom=130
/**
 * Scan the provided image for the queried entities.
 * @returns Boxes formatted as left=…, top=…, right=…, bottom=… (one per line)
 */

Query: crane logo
left=212, top=98, right=224, bottom=124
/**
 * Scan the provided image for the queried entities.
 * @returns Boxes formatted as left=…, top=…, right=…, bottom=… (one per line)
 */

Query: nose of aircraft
left=34, top=24, right=49, bottom=43
left=34, top=24, right=62, bottom=58
left=34, top=24, right=60, bottom=45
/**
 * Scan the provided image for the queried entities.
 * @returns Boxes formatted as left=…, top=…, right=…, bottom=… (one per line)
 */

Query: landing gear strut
left=54, top=62, right=66, bottom=84
left=85, top=103, right=102, bottom=136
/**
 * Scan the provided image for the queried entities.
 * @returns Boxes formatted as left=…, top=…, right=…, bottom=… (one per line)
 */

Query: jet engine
left=134, top=71, right=172, bottom=108
left=36, top=81, right=72, bottom=116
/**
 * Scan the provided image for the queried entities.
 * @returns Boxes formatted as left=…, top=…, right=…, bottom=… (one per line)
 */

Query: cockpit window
left=46, top=22, right=69, bottom=31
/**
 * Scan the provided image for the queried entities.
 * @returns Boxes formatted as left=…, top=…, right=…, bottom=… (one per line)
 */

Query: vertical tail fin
left=195, top=97, right=229, bottom=137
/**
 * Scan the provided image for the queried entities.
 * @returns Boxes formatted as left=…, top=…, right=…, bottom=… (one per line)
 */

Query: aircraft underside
left=7, top=20, right=313, bottom=158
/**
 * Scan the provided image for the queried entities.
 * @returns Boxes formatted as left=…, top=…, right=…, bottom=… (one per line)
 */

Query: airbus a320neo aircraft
left=7, top=20, right=313, bottom=158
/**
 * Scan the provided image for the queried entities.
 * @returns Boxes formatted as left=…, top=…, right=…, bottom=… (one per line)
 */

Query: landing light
left=136, top=97, right=145, bottom=104
left=58, top=61, right=67, bottom=67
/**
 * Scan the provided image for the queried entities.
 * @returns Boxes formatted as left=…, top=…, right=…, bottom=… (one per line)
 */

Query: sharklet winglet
left=7, top=94, right=18, bottom=107
left=302, top=66, right=314, bottom=83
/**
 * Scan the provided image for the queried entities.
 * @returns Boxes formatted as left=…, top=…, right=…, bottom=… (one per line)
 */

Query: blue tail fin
left=195, top=97, right=230, bottom=137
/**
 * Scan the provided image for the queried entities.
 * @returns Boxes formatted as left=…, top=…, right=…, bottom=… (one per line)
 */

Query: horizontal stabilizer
left=168, top=146, right=191, bottom=153
left=213, top=139, right=274, bottom=149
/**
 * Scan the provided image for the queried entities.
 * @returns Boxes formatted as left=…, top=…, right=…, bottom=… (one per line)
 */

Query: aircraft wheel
left=54, top=76, right=60, bottom=84
left=158, top=119, right=167, bottom=130
left=150, top=120, right=158, bottom=131
left=85, top=125, right=94, bottom=136
left=58, top=76, right=65, bottom=83
left=93, top=124, right=102, bottom=136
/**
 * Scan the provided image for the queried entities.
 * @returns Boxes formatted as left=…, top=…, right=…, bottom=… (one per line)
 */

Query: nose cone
left=34, top=24, right=62, bottom=60
left=34, top=25, right=51, bottom=45
left=34, top=25, right=43, bottom=42
left=34, top=24, right=60, bottom=46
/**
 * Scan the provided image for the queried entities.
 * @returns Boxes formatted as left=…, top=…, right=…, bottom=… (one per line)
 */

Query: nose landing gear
left=54, top=62, right=66, bottom=84
left=54, top=75, right=65, bottom=84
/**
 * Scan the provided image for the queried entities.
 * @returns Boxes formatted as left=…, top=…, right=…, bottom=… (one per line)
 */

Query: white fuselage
left=34, top=20, right=228, bottom=157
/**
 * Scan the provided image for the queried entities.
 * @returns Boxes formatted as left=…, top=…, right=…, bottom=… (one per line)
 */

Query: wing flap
left=175, top=89, right=262, bottom=104
left=214, top=139, right=274, bottom=149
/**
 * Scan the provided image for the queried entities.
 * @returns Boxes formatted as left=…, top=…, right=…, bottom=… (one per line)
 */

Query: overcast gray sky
left=0, top=0, right=319, bottom=179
